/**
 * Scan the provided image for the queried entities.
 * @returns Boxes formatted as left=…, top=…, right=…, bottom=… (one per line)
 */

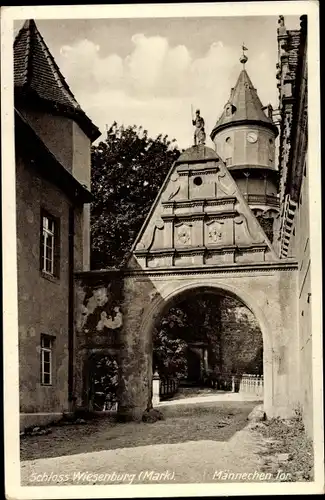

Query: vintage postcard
left=1, top=1, right=323, bottom=498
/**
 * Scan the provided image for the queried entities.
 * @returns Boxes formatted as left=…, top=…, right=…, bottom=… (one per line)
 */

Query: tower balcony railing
left=243, top=194, right=279, bottom=208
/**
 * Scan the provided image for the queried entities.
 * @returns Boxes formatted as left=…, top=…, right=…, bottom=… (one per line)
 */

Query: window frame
left=40, top=209, right=60, bottom=278
left=40, top=334, right=55, bottom=386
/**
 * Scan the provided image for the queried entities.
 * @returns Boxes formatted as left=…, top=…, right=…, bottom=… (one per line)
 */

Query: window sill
left=41, top=271, right=59, bottom=284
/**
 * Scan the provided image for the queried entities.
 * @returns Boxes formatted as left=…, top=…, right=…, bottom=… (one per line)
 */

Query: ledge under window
left=41, top=270, right=59, bottom=284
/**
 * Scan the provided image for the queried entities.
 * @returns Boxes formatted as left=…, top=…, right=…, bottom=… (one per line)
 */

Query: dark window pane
left=46, top=245, right=52, bottom=260
left=49, top=220, right=55, bottom=233
left=43, top=352, right=50, bottom=363
left=41, top=336, right=52, bottom=348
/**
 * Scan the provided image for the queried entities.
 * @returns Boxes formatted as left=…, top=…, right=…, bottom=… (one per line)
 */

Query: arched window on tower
left=225, top=136, right=232, bottom=166
left=268, top=138, right=274, bottom=166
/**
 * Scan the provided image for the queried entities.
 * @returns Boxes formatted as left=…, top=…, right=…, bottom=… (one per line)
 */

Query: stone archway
left=140, top=281, right=271, bottom=411
left=74, top=143, right=299, bottom=423
left=117, top=262, right=298, bottom=422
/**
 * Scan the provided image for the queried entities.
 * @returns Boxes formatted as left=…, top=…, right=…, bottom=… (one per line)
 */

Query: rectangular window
left=226, top=157, right=232, bottom=166
left=41, top=335, right=54, bottom=385
left=40, top=211, right=60, bottom=277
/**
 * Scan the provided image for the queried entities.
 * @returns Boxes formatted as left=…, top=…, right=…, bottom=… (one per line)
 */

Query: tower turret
left=210, top=49, right=279, bottom=242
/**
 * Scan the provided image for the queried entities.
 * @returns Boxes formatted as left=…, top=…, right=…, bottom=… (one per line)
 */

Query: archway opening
left=88, top=353, right=119, bottom=411
left=152, top=287, right=263, bottom=401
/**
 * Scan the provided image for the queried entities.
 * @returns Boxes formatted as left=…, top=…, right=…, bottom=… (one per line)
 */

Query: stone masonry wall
left=220, top=301, right=263, bottom=375
left=17, top=153, right=71, bottom=416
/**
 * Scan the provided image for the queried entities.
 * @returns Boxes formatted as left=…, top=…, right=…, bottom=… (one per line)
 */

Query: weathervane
left=240, top=43, right=248, bottom=68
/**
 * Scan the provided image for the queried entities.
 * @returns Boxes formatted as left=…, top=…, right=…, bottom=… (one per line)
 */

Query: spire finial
left=240, top=43, right=248, bottom=68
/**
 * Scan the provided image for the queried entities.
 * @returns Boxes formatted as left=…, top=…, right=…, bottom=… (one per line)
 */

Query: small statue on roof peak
left=277, top=15, right=287, bottom=36
left=192, top=107, right=206, bottom=146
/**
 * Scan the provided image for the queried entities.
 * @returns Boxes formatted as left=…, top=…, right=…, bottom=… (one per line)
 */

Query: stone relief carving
left=168, top=185, right=180, bottom=201
left=149, top=289, right=159, bottom=302
left=154, top=218, right=164, bottom=230
left=216, top=168, right=236, bottom=196
left=178, top=228, right=190, bottom=244
left=207, top=220, right=225, bottom=243
left=96, top=307, right=123, bottom=331
left=234, top=214, right=264, bottom=244
left=88, top=287, right=109, bottom=311
left=77, top=286, right=111, bottom=331
left=176, top=223, right=192, bottom=245
left=162, top=172, right=180, bottom=201
left=209, top=228, right=222, bottom=242
left=136, top=218, right=165, bottom=250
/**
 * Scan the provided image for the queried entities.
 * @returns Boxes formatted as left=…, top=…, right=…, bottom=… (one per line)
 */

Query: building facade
left=276, top=15, right=311, bottom=436
left=14, top=20, right=101, bottom=429
left=15, top=16, right=312, bottom=438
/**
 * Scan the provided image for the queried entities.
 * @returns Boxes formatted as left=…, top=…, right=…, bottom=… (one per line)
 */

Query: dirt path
left=21, top=424, right=267, bottom=485
left=20, top=401, right=256, bottom=461
left=20, top=401, right=277, bottom=486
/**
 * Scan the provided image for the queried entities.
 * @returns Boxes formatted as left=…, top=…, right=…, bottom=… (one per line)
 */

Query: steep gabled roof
left=211, top=68, right=278, bottom=139
left=14, top=19, right=101, bottom=142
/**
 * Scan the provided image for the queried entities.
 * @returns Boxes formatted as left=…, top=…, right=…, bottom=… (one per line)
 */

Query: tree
left=153, top=307, right=189, bottom=379
left=90, top=354, right=118, bottom=410
left=90, top=123, right=181, bottom=269
left=153, top=296, right=223, bottom=380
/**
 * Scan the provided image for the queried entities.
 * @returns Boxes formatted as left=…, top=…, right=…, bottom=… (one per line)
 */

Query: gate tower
left=210, top=51, right=279, bottom=243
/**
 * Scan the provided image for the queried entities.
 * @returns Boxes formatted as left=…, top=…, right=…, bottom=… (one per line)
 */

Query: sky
left=14, top=15, right=301, bottom=149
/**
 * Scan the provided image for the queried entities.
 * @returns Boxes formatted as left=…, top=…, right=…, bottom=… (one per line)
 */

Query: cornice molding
left=161, top=211, right=238, bottom=222
left=135, top=243, right=271, bottom=259
left=125, top=260, right=298, bottom=277
left=162, top=197, right=236, bottom=208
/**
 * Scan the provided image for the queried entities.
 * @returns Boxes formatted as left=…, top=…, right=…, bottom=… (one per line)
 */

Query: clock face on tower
left=247, top=131, right=258, bottom=143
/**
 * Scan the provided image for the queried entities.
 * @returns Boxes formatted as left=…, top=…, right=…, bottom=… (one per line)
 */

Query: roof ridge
left=14, top=20, right=31, bottom=87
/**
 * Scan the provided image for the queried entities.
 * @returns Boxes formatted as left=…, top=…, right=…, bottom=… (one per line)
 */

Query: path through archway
left=151, top=287, right=264, bottom=405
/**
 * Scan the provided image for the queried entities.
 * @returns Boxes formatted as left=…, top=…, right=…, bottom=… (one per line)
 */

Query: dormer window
left=225, top=104, right=233, bottom=117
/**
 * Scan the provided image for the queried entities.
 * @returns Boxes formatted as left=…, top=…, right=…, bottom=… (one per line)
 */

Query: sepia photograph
left=2, top=1, right=323, bottom=498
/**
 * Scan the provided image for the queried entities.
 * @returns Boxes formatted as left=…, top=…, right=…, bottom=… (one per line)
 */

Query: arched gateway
left=74, top=144, right=298, bottom=422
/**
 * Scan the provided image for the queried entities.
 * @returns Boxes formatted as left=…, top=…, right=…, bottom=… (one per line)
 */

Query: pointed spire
left=211, top=63, right=278, bottom=140
left=14, top=19, right=100, bottom=141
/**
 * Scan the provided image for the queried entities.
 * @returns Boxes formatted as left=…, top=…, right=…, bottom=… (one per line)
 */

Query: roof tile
left=211, top=68, right=277, bottom=139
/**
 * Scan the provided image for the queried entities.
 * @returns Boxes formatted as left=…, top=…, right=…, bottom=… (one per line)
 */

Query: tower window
left=269, top=138, right=273, bottom=144
left=226, top=136, right=231, bottom=144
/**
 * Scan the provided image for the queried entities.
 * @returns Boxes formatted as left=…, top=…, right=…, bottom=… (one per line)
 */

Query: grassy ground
left=255, top=413, right=314, bottom=482
left=20, top=401, right=256, bottom=461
